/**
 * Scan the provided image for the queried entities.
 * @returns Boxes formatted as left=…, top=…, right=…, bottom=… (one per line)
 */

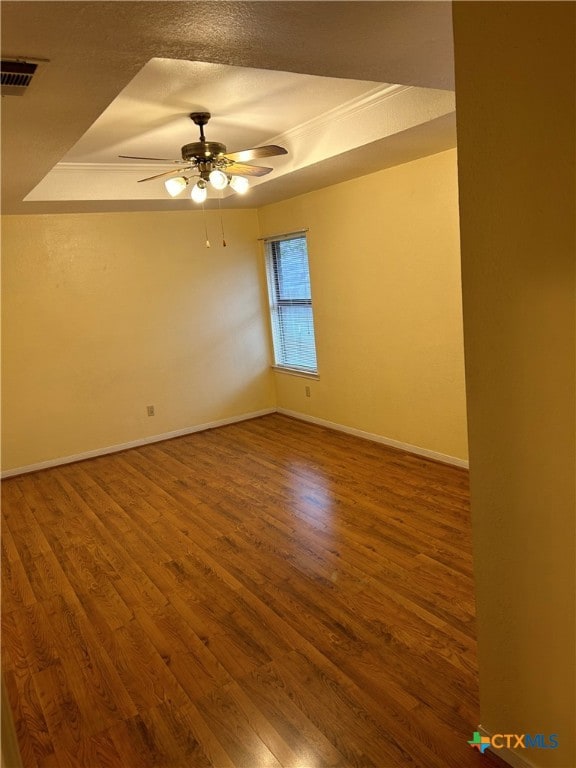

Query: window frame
left=264, top=232, right=318, bottom=376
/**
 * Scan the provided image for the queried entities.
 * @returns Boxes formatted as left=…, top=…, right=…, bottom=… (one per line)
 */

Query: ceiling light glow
left=191, top=180, right=207, bottom=203
left=165, top=176, right=187, bottom=197
left=209, top=169, right=228, bottom=190
left=229, top=175, right=249, bottom=194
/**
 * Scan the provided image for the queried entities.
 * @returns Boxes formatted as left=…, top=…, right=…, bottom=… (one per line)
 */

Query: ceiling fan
left=119, top=111, right=288, bottom=202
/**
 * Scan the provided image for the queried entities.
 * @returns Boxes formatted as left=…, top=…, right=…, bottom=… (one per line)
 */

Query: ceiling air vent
left=1, top=60, right=38, bottom=96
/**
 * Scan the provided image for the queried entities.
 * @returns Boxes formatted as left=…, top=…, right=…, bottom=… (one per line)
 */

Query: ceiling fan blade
left=137, top=168, right=189, bottom=183
left=223, top=145, right=288, bottom=163
left=226, top=163, right=273, bottom=177
left=119, top=155, right=183, bottom=163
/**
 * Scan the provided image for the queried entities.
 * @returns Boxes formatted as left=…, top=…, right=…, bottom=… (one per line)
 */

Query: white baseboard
left=1, top=407, right=468, bottom=478
left=477, top=726, right=539, bottom=768
left=0, top=408, right=276, bottom=478
left=277, top=408, right=469, bottom=468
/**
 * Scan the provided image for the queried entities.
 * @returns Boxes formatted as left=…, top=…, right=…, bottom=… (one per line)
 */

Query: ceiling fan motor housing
left=181, top=141, right=227, bottom=162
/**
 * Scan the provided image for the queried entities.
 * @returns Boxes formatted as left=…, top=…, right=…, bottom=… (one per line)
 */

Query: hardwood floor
left=2, top=414, right=504, bottom=768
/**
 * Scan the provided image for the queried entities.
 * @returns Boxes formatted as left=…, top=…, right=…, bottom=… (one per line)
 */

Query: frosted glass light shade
left=191, top=181, right=207, bottom=203
left=230, top=175, right=249, bottom=194
left=209, top=169, right=228, bottom=190
left=165, top=176, right=187, bottom=197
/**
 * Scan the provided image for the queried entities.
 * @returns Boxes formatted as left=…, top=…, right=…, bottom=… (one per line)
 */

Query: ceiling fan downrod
left=190, top=111, right=210, bottom=142
left=182, top=112, right=227, bottom=163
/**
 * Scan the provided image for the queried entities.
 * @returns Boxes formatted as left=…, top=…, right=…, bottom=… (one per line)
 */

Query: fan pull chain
left=202, top=201, right=210, bottom=248
left=218, top=196, right=227, bottom=247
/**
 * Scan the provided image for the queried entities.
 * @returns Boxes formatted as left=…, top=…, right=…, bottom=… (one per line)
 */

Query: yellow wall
left=453, top=2, right=575, bottom=765
left=2, top=153, right=467, bottom=471
left=1, top=210, right=275, bottom=471
left=259, top=149, right=468, bottom=461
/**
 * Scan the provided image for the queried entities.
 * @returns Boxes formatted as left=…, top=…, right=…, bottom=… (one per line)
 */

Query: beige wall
left=259, top=149, right=468, bottom=461
left=453, top=2, right=575, bottom=766
left=1, top=210, right=275, bottom=471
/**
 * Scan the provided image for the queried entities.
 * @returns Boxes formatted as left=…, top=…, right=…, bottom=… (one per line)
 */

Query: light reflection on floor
left=280, top=460, right=351, bottom=590
left=286, top=462, right=335, bottom=533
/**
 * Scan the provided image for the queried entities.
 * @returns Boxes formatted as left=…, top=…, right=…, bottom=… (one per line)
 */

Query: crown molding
left=53, top=162, right=183, bottom=173
left=267, top=83, right=412, bottom=146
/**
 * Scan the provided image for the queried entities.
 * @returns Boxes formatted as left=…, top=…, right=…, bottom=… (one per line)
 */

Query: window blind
left=265, top=234, right=318, bottom=373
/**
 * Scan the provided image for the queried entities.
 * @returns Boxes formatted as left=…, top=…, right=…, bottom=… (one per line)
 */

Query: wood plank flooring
left=2, top=414, right=504, bottom=768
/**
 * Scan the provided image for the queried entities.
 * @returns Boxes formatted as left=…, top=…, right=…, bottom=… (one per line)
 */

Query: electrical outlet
left=147, top=405, right=155, bottom=417
left=305, top=386, right=311, bottom=398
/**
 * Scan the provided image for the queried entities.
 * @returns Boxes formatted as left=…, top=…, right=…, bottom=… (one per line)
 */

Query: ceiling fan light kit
left=164, top=176, right=188, bottom=197
left=208, top=169, right=228, bottom=190
left=121, top=112, right=287, bottom=203
left=191, top=179, right=208, bottom=203
left=229, top=175, right=249, bottom=195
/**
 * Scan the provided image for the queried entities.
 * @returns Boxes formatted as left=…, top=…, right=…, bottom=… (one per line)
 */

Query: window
left=264, top=233, right=318, bottom=374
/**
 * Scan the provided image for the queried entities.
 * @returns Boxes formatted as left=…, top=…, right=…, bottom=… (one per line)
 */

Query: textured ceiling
left=1, top=2, right=456, bottom=213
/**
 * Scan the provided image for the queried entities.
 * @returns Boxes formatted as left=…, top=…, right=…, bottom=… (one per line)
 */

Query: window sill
left=271, top=366, right=319, bottom=380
